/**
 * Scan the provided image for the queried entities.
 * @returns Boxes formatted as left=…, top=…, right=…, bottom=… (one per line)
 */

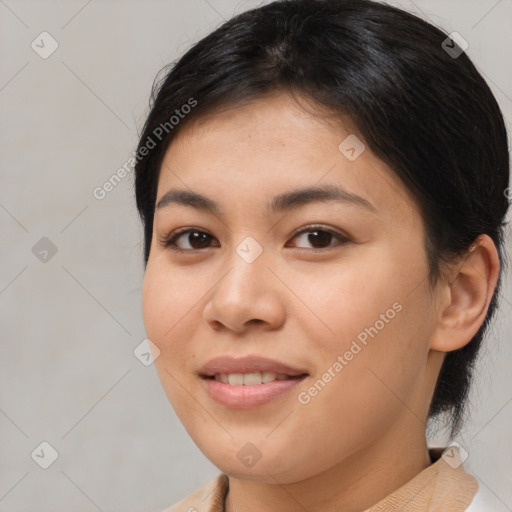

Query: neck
left=225, top=422, right=432, bottom=512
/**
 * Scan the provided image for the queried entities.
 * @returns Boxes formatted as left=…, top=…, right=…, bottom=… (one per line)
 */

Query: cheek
left=141, top=263, right=198, bottom=364
left=141, top=264, right=203, bottom=416
left=289, top=244, right=433, bottom=412
left=284, top=251, right=405, bottom=355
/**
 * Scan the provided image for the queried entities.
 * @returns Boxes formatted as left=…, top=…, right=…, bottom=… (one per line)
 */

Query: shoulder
left=158, top=473, right=229, bottom=512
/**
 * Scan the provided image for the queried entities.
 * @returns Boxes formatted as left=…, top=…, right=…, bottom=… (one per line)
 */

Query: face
left=142, top=92, right=443, bottom=484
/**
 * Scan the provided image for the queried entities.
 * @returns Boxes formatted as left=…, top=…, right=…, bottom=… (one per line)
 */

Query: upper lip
left=199, top=356, right=309, bottom=378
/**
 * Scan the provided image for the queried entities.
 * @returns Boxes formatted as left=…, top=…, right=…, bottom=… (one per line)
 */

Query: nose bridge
left=203, top=234, right=285, bottom=332
left=221, top=234, right=268, bottom=302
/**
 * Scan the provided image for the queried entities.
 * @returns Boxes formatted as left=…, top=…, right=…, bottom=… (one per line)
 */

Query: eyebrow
left=155, top=184, right=377, bottom=215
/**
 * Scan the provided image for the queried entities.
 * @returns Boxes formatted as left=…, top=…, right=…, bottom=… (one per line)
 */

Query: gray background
left=1, top=0, right=511, bottom=511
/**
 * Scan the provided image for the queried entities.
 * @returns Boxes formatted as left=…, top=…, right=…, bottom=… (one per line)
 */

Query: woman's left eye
left=287, top=227, right=349, bottom=250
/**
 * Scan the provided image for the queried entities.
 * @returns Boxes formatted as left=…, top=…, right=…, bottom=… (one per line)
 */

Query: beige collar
left=364, top=446, right=478, bottom=511
left=165, top=446, right=478, bottom=512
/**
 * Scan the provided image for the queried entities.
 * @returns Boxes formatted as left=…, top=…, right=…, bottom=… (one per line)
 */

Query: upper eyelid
left=166, top=224, right=346, bottom=240
left=289, top=224, right=347, bottom=238
left=160, top=225, right=349, bottom=249
left=287, top=227, right=350, bottom=248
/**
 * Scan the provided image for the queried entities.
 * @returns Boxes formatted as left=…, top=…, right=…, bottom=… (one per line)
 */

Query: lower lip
left=201, top=376, right=307, bottom=409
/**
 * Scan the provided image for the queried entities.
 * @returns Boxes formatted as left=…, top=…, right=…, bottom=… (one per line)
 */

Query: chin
left=202, top=443, right=312, bottom=484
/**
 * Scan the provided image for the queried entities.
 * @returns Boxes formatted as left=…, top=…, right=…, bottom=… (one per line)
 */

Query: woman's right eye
left=159, top=228, right=219, bottom=251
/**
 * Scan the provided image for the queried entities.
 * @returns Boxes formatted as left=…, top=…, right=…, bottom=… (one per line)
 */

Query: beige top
left=163, top=446, right=479, bottom=512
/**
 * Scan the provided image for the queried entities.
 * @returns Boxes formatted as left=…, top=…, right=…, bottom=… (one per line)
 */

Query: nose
left=202, top=243, right=286, bottom=334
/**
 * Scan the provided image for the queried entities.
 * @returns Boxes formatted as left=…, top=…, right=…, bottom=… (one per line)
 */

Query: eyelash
left=158, top=225, right=350, bottom=253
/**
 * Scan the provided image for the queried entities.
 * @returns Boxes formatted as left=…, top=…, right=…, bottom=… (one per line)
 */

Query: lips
left=199, top=356, right=309, bottom=408
left=199, top=355, right=309, bottom=379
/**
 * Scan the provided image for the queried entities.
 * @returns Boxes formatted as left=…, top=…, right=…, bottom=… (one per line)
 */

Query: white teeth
left=228, top=373, right=244, bottom=386
left=243, top=372, right=262, bottom=386
left=214, top=371, right=293, bottom=385
left=262, top=371, right=277, bottom=383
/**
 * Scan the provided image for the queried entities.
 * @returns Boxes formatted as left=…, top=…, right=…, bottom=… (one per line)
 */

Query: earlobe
left=430, top=234, right=500, bottom=353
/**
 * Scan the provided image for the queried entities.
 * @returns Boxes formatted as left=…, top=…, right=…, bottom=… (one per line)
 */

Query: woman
left=134, top=0, right=510, bottom=510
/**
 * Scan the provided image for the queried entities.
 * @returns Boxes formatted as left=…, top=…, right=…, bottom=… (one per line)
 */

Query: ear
left=430, top=234, right=501, bottom=352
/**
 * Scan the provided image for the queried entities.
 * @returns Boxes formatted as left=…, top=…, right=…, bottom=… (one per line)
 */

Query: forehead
left=156, top=92, right=421, bottom=225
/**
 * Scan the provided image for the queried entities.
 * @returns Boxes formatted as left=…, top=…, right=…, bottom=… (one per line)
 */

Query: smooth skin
left=142, top=92, right=499, bottom=512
